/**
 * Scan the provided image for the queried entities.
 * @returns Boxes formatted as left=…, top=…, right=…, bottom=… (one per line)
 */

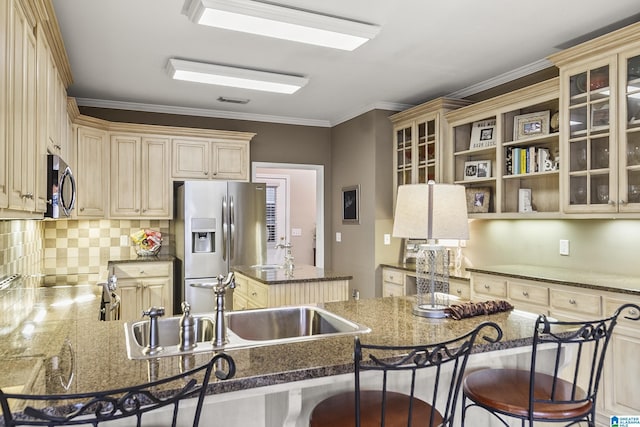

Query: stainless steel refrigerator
left=175, top=181, right=267, bottom=313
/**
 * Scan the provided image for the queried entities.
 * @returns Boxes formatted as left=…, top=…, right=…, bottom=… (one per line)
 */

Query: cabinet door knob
left=628, top=308, right=638, bottom=316
left=251, top=292, right=257, bottom=296
left=569, top=298, right=576, bottom=305
left=456, top=289, right=462, bottom=294
left=204, top=171, right=208, bottom=176
left=620, top=199, right=627, bottom=205
left=522, top=291, right=529, bottom=297
left=484, top=284, right=490, bottom=289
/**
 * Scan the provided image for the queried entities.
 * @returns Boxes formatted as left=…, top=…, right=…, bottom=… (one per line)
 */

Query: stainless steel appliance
left=45, top=154, right=76, bottom=218
left=175, top=181, right=267, bottom=313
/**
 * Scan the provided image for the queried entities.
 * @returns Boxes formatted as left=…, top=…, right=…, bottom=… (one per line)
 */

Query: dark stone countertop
left=231, top=264, right=352, bottom=285
left=1, top=285, right=544, bottom=402
left=466, top=264, right=640, bottom=296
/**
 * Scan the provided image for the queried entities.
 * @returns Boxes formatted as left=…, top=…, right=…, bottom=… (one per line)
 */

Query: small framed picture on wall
left=342, top=185, right=360, bottom=224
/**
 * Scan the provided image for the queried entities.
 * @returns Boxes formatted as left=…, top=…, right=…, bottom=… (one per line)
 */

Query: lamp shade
left=392, top=182, right=469, bottom=240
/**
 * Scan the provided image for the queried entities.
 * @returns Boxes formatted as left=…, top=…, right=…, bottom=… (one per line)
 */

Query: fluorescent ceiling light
left=166, top=59, right=308, bottom=94
left=182, top=0, right=380, bottom=51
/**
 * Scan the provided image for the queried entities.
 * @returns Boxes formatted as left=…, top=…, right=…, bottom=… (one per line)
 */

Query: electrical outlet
left=336, top=232, right=342, bottom=242
left=120, top=235, right=129, bottom=247
left=559, top=239, right=570, bottom=256
left=383, top=234, right=391, bottom=245
left=291, top=228, right=302, bottom=237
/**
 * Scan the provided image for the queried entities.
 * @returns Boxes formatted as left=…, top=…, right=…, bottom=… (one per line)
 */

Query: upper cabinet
left=110, top=133, right=171, bottom=219
left=0, top=0, right=8, bottom=209
left=390, top=98, right=471, bottom=196
left=76, top=123, right=109, bottom=218
left=549, top=24, right=640, bottom=215
left=446, top=78, right=560, bottom=218
left=171, top=134, right=253, bottom=182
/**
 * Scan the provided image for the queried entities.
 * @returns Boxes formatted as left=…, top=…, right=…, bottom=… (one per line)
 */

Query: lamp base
left=412, top=303, right=448, bottom=318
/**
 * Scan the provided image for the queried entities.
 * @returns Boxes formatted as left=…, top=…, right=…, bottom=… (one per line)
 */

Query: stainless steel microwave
left=45, top=154, right=76, bottom=218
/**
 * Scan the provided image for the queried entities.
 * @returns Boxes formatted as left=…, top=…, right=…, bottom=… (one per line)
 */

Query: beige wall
left=331, top=110, right=395, bottom=298
left=463, top=218, right=640, bottom=276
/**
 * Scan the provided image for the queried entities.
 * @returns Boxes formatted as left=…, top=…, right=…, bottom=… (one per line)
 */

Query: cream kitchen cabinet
left=549, top=23, right=640, bottom=215
left=382, top=266, right=470, bottom=300
left=111, top=261, right=174, bottom=322
left=171, top=136, right=252, bottom=182
left=390, top=98, right=471, bottom=195
left=0, top=0, right=7, bottom=209
left=603, top=296, right=640, bottom=417
left=7, top=0, right=38, bottom=213
left=110, top=134, right=171, bottom=219
left=447, top=78, right=560, bottom=218
left=75, top=124, right=109, bottom=218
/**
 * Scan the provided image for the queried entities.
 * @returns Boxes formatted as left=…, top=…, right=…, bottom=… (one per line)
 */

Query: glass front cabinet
left=549, top=24, right=640, bottom=214
left=390, top=98, right=471, bottom=200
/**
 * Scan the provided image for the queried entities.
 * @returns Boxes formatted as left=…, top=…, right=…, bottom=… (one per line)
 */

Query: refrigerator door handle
left=222, top=196, right=227, bottom=262
left=229, top=195, right=235, bottom=260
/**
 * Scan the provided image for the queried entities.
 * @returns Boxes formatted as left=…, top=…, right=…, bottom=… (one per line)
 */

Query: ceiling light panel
left=166, top=59, right=309, bottom=94
left=182, top=0, right=380, bottom=51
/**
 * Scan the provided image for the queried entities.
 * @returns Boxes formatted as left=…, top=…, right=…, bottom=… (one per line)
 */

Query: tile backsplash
left=43, top=219, right=171, bottom=285
left=0, top=220, right=43, bottom=283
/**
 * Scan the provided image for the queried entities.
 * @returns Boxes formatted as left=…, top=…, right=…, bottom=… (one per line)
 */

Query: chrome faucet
left=213, top=272, right=235, bottom=348
left=275, top=240, right=295, bottom=272
left=179, top=301, right=196, bottom=352
left=141, top=306, right=165, bottom=356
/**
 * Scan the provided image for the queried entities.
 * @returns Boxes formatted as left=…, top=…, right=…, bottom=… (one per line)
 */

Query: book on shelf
left=506, top=146, right=552, bottom=175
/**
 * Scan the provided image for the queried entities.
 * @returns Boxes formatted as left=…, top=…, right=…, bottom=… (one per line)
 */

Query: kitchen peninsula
left=231, top=264, right=351, bottom=309
left=0, top=283, right=558, bottom=427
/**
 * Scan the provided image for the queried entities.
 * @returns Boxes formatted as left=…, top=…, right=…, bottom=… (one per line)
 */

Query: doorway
left=252, top=162, right=324, bottom=268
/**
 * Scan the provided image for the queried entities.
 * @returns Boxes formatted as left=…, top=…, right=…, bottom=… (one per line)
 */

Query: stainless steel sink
left=250, top=264, right=283, bottom=270
left=124, top=305, right=370, bottom=360
left=226, top=306, right=365, bottom=341
left=131, top=315, right=215, bottom=348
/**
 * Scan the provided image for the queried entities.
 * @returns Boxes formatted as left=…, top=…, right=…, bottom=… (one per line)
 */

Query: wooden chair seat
left=310, top=390, right=442, bottom=427
left=463, top=368, right=592, bottom=420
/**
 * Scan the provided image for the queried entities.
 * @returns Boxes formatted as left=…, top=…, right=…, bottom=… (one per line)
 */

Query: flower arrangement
left=130, top=229, right=162, bottom=256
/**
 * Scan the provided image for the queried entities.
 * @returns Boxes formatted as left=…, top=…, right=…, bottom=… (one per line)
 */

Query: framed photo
left=342, top=185, right=359, bottom=224
left=465, top=187, right=491, bottom=213
left=469, top=119, right=497, bottom=150
left=591, top=103, right=609, bottom=129
left=463, top=160, right=491, bottom=180
left=513, top=111, right=550, bottom=140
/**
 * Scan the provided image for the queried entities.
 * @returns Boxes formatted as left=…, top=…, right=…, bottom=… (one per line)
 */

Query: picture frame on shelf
left=591, top=103, right=610, bottom=129
left=513, top=111, right=550, bottom=140
left=469, top=119, right=497, bottom=150
left=464, top=160, right=491, bottom=180
left=465, top=187, right=491, bottom=213
left=341, top=185, right=359, bottom=224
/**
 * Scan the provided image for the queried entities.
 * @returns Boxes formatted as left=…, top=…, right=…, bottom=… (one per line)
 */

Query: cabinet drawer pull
left=456, top=288, right=462, bottom=294
left=522, top=291, right=529, bottom=297
left=251, top=292, right=257, bottom=296
left=484, top=284, right=490, bottom=290
left=569, top=298, right=576, bottom=305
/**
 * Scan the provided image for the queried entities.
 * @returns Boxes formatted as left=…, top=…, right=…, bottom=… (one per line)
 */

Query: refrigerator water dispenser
left=191, top=218, right=215, bottom=253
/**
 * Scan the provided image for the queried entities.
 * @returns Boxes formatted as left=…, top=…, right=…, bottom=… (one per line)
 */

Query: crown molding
left=74, top=98, right=332, bottom=128
left=446, top=59, right=553, bottom=99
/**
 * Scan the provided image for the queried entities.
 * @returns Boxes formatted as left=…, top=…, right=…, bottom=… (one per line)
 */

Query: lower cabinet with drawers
left=469, top=270, right=640, bottom=426
left=110, top=260, right=174, bottom=322
left=381, top=266, right=470, bottom=300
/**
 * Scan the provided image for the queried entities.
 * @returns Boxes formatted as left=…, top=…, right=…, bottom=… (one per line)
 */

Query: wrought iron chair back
left=462, top=303, right=640, bottom=426
left=0, top=353, right=235, bottom=427
left=353, top=321, right=502, bottom=427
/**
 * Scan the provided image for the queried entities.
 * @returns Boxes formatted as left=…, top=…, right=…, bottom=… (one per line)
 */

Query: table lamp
left=392, top=182, right=469, bottom=318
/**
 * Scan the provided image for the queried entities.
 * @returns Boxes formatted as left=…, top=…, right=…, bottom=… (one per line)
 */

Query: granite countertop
left=232, top=264, right=352, bottom=285
left=380, top=263, right=471, bottom=281
left=107, top=254, right=176, bottom=264
left=0, top=284, right=544, bottom=407
left=466, top=264, right=640, bottom=296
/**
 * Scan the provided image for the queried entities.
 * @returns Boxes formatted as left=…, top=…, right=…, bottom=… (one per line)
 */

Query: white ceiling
left=52, top=1, right=640, bottom=127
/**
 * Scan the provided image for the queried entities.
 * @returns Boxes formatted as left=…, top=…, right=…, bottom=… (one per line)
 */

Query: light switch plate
left=336, top=232, right=342, bottom=242
left=291, top=228, right=302, bottom=237
left=384, top=234, right=391, bottom=245
left=559, top=239, right=570, bottom=256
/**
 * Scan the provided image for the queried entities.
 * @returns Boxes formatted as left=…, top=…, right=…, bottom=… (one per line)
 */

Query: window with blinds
left=266, top=185, right=277, bottom=243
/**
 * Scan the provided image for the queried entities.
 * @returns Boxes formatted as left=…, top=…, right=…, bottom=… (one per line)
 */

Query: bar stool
left=0, top=352, right=235, bottom=427
left=462, top=303, right=640, bottom=427
left=309, top=322, right=503, bottom=427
